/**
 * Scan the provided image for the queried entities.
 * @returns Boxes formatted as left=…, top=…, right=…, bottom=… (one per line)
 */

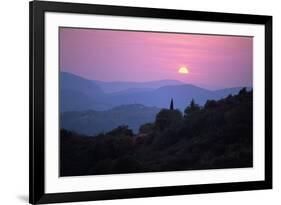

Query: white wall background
left=0, top=0, right=279, bottom=204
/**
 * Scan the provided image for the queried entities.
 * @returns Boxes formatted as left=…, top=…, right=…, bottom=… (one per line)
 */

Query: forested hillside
left=60, top=88, right=253, bottom=176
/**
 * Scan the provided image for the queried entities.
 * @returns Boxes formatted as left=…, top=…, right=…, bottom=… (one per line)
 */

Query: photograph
left=28, top=1, right=272, bottom=203
left=59, top=27, right=254, bottom=177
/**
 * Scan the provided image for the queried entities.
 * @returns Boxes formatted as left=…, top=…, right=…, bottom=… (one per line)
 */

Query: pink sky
left=60, top=27, right=253, bottom=89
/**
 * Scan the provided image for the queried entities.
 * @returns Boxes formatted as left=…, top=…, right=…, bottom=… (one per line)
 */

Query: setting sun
left=178, top=66, right=189, bottom=74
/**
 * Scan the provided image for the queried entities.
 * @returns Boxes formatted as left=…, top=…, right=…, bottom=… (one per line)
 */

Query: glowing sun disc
left=178, top=66, right=189, bottom=74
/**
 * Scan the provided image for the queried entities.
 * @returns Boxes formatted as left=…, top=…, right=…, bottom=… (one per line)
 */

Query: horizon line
left=61, top=71, right=252, bottom=90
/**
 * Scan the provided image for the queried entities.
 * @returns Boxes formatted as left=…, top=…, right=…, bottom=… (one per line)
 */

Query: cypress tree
left=170, top=98, right=174, bottom=110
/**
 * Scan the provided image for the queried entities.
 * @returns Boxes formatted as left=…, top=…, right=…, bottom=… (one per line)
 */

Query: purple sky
left=60, top=27, right=253, bottom=89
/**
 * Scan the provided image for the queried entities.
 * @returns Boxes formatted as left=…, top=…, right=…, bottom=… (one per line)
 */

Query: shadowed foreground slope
left=60, top=89, right=253, bottom=176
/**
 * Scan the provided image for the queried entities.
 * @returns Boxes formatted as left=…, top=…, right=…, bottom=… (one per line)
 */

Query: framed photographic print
left=29, top=0, right=272, bottom=204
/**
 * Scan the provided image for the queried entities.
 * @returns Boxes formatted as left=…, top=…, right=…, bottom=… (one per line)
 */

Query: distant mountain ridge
left=60, top=72, right=250, bottom=112
left=94, top=79, right=184, bottom=93
left=60, top=71, right=104, bottom=96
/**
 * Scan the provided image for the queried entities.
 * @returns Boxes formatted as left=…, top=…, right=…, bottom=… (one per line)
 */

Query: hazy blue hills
left=60, top=72, right=249, bottom=112
left=94, top=79, right=184, bottom=93
left=109, top=84, right=216, bottom=110
left=61, top=104, right=161, bottom=135
left=61, top=71, right=104, bottom=96
left=60, top=72, right=110, bottom=111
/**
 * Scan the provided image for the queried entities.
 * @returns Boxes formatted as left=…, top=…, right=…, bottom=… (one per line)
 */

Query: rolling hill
left=61, top=104, right=161, bottom=135
left=94, top=79, right=184, bottom=93
left=60, top=72, right=249, bottom=112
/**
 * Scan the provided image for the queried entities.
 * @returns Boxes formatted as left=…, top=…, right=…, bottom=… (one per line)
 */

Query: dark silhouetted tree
left=139, top=123, right=154, bottom=134
left=239, top=87, right=247, bottom=95
left=155, top=109, right=182, bottom=130
left=184, top=99, right=200, bottom=117
left=205, top=99, right=217, bottom=109
left=170, top=98, right=174, bottom=110
left=107, top=125, right=133, bottom=137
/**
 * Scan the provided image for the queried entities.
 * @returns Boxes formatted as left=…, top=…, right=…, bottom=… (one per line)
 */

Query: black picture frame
left=29, top=1, right=272, bottom=204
